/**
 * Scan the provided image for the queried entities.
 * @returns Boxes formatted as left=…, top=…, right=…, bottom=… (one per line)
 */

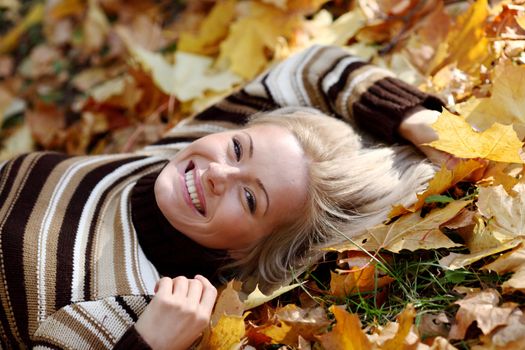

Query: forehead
left=244, top=124, right=309, bottom=223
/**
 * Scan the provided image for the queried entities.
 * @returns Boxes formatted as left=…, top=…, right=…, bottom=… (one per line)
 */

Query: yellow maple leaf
left=178, top=0, right=237, bottom=55
left=333, top=200, right=468, bottom=253
left=428, top=110, right=524, bottom=164
left=381, top=304, right=417, bottom=350
left=217, top=2, right=302, bottom=79
left=317, top=306, right=372, bottom=350
left=389, top=159, right=484, bottom=218
left=431, top=0, right=492, bottom=75
left=208, top=314, right=246, bottom=350
left=467, top=64, right=525, bottom=139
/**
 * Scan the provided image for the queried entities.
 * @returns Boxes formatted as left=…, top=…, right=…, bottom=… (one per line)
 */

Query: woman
left=0, top=45, right=444, bottom=349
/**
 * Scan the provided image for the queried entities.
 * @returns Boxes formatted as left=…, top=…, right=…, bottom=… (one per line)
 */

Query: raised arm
left=191, top=45, right=445, bottom=143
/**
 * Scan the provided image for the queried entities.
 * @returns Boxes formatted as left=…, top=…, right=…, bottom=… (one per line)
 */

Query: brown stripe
left=0, top=153, right=39, bottom=347
left=2, top=152, right=68, bottom=345
left=23, top=155, right=80, bottom=335
left=55, top=156, right=145, bottom=310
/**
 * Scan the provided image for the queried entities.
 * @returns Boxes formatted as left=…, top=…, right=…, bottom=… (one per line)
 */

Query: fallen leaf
left=211, top=281, right=244, bottom=326
left=449, top=289, right=515, bottom=339
left=467, top=63, right=525, bottom=139
left=482, top=242, right=525, bottom=294
left=178, top=0, right=237, bottom=55
left=0, top=124, right=34, bottom=161
left=0, top=3, right=44, bottom=54
left=242, top=283, right=303, bottom=310
left=477, top=184, right=525, bottom=239
left=428, top=109, right=524, bottom=164
left=26, top=102, right=66, bottom=148
left=381, top=304, right=417, bottom=350
left=316, top=305, right=372, bottom=350
left=473, top=309, right=525, bottom=350
left=208, top=314, right=246, bottom=350
left=334, top=200, right=469, bottom=253
left=431, top=0, right=492, bottom=75
left=390, top=159, right=484, bottom=217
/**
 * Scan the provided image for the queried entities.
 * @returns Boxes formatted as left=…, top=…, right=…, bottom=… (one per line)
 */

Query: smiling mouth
left=184, top=161, right=205, bottom=215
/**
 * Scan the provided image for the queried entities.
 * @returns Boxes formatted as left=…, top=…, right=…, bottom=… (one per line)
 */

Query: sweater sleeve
left=31, top=296, right=152, bottom=349
left=151, top=44, right=444, bottom=146
left=114, top=325, right=152, bottom=350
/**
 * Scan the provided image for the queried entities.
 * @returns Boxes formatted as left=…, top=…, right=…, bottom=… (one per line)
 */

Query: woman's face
left=154, top=124, right=309, bottom=252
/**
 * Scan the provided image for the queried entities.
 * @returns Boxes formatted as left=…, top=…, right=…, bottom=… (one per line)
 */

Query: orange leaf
left=317, top=306, right=372, bottom=350
left=381, top=304, right=417, bottom=350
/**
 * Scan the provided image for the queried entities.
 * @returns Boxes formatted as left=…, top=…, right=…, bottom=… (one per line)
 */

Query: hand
left=134, top=275, right=217, bottom=350
left=398, top=107, right=487, bottom=181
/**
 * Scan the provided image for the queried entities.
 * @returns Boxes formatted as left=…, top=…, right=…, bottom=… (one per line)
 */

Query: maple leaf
left=467, top=63, right=525, bottom=139
left=333, top=200, right=468, bottom=253
left=217, top=2, right=304, bottom=79
left=178, top=0, right=237, bottom=55
left=473, top=309, right=525, bottom=350
left=477, top=184, right=525, bottom=239
left=428, top=109, right=524, bottom=164
left=316, top=305, right=372, bottom=350
left=431, top=0, right=492, bottom=75
left=207, top=314, right=246, bottom=350
left=449, top=289, right=516, bottom=340
left=381, top=304, right=417, bottom=350
left=389, top=159, right=484, bottom=218
left=242, top=283, right=303, bottom=310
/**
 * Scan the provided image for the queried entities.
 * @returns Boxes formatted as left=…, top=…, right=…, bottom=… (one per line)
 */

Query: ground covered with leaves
left=2, top=0, right=525, bottom=349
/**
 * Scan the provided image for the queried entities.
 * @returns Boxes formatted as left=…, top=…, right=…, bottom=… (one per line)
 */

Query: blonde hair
left=226, top=107, right=436, bottom=291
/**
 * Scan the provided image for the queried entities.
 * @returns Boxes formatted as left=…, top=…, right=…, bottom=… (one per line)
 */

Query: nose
left=205, top=162, right=240, bottom=195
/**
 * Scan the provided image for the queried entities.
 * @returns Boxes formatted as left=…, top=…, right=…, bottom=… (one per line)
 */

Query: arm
left=148, top=45, right=445, bottom=150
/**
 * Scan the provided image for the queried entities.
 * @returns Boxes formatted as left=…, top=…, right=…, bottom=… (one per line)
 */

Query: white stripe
left=338, top=67, right=393, bottom=120
left=37, top=156, right=113, bottom=322
left=0, top=160, right=7, bottom=172
left=321, top=56, right=363, bottom=95
left=120, top=184, right=159, bottom=295
left=265, top=47, right=320, bottom=107
left=65, top=306, right=113, bottom=349
left=71, top=156, right=165, bottom=302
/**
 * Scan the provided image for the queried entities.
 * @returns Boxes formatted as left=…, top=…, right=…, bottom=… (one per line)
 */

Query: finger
left=187, top=279, right=204, bottom=304
left=155, top=277, right=173, bottom=297
left=195, top=275, right=217, bottom=314
left=171, top=276, right=189, bottom=298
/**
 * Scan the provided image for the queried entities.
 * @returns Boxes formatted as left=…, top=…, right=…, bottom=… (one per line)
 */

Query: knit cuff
left=114, top=326, right=152, bottom=350
left=352, top=77, right=445, bottom=143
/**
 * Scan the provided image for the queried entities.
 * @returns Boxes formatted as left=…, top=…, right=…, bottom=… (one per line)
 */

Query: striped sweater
left=0, top=45, right=443, bottom=349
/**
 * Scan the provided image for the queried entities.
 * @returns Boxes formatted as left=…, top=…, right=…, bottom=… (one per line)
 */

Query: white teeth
left=185, top=171, right=203, bottom=212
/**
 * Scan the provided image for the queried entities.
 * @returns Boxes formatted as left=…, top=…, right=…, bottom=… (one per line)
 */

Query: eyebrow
left=242, top=131, right=270, bottom=215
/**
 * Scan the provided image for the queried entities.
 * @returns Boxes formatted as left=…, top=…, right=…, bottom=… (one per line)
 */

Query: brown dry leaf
left=49, top=0, right=85, bottom=20
left=26, top=102, right=66, bottom=148
left=334, top=200, right=468, bottom=254
left=248, top=302, right=328, bottom=346
left=467, top=64, right=525, bottom=139
left=431, top=0, right=492, bottom=75
left=211, top=280, right=244, bottom=326
left=316, top=305, right=372, bottom=350
left=472, top=309, right=525, bottom=350
left=482, top=242, right=525, bottom=294
left=390, top=159, right=484, bottom=218
left=449, top=289, right=515, bottom=340
left=82, top=0, right=110, bottom=55
left=428, top=109, right=524, bottom=164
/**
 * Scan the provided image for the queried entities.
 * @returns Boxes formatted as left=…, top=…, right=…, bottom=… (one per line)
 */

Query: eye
left=244, top=188, right=256, bottom=214
left=232, top=137, right=242, bottom=161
